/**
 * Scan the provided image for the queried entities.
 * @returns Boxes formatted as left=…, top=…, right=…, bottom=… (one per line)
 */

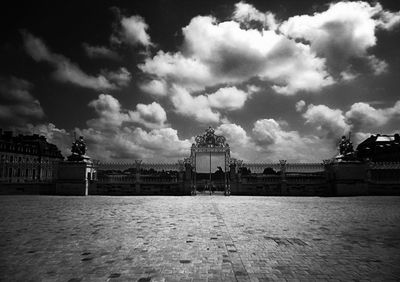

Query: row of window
left=0, top=143, right=39, bottom=154
left=0, top=154, right=60, bottom=164
left=0, top=167, right=55, bottom=179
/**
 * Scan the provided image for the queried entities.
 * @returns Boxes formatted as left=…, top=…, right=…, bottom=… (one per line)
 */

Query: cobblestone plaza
left=1, top=195, right=399, bottom=281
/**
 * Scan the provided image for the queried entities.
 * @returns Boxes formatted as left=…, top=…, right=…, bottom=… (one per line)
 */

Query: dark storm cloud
left=0, top=76, right=44, bottom=126
left=21, top=31, right=131, bottom=91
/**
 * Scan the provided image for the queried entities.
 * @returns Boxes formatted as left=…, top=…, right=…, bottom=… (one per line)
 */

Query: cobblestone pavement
left=0, top=196, right=400, bottom=282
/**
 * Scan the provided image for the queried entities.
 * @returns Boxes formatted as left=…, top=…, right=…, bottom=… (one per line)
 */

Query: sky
left=0, top=0, right=399, bottom=163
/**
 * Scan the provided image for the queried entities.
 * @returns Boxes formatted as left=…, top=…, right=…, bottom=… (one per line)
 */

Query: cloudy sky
left=0, top=0, right=399, bottom=162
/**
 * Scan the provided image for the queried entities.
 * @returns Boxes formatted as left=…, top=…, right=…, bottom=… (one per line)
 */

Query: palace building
left=0, top=127, right=399, bottom=196
left=0, top=129, right=63, bottom=183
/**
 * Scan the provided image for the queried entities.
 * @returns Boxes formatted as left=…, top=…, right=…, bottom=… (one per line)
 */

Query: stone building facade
left=0, top=129, right=63, bottom=183
left=0, top=127, right=399, bottom=195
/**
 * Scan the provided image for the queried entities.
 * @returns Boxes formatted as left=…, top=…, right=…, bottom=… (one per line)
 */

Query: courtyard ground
left=0, top=195, right=399, bottom=281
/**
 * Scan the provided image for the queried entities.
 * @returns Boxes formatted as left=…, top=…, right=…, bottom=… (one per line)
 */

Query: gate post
left=279, top=160, right=288, bottom=195
left=135, top=160, right=142, bottom=194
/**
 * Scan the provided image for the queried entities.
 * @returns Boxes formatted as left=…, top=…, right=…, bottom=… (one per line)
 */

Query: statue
left=68, top=135, right=89, bottom=161
left=337, top=133, right=355, bottom=161
left=71, top=136, right=87, bottom=156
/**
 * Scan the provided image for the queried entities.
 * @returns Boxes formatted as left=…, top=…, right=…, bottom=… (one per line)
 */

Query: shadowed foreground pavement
left=0, top=195, right=400, bottom=281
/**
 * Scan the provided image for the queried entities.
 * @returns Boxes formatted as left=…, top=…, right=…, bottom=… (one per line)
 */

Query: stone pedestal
left=328, top=160, right=368, bottom=196
left=56, top=157, right=96, bottom=196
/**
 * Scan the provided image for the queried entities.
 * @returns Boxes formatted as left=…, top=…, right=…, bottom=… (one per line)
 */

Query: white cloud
left=22, top=31, right=130, bottom=90
left=24, top=93, right=190, bottom=161
left=169, top=85, right=253, bottom=123
left=232, top=1, right=278, bottom=30
left=26, top=123, right=71, bottom=157
left=87, top=94, right=168, bottom=130
left=375, top=4, right=400, bottom=30
left=345, top=101, right=400, bottom=131
left=295, top=100, right=306, bottom=112
left=128, top=102, right=167, bottom=129
left=76, top=126, right=191, bottom=161
left=216, top=123, right=251, bottom=147
left=114, top=15, right=152, bottom=47
left=298, top=100, right=400, bottom=144
left=279, top=1, right=399, bottom=72
left=207, top=87, right=250, bottom=110
left=340, top=69, right=359, bottom=81
left=139, top=79, right=168, bottom=96
left=140, top=15, right=333, bottom=95
left=302, top=104, right=350, bottom=138
left=367, top=55, right=388, bottom=75
left=139, top=50, right=212, bottom=92
left=87, top=94, right=128, bottom=130
left=102, top=67, right=132, bottom=87
left=251, top=119, right=334, bottom=162
left=170, top=85, right=221, bottom=123
left=82, top=43, right=120, bottom=60
left=0, top=76, right=44, bottom=125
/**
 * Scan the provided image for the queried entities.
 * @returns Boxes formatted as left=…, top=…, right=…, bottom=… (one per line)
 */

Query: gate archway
left=189, top=127, right=231, bottom=194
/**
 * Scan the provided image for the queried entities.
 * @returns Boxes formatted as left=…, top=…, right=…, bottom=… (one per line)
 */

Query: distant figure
left=71, top=136, right=87, bottom=156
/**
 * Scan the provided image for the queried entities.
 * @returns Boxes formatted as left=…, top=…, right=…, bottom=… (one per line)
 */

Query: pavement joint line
left=211, top=201, right=250, bottom=281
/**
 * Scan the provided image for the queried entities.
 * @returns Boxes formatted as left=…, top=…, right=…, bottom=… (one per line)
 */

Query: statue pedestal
left=327, top=160, right=368, bottom=196
left=56, top=157, right=96, bottom=196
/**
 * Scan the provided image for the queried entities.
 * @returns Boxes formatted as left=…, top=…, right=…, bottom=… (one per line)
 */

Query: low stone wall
left=91, top=182, right=188, bottom=195
left=0, top=183, right=55, bottom=195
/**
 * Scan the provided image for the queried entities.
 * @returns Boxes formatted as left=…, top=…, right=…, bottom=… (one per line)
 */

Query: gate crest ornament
left=194, top=126, right=227, bottom=148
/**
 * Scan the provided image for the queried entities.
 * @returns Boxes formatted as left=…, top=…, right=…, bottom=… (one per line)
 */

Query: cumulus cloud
left=207, top=87, right=250, bottom=110
left=139, top=79, right=168, bottom=96
left=367, top=55, right=388, bottom=75
left=216, top=123, right=251, bottom=147
left=25, top=123, right=71, bottom=157
left=87, top=94, right=168, bottom=130
left=302, top=104, right=350, bottom=138
left=340, top=68, right=359, bottom=81
left=22, top=31, right=131, bottom=90
left=169, top=85, right=253, bottom=123
left=345, top=101, right=400, bottom=131
left=279, top=1, right=400, bottom=73
left=375, top=4, right=400, bottom=30
left=112, top=14, right=152, bottom=47
left=0, top=76, right=44, bottom=125
left=24, top=94, right=190, bottom=161
left=251, top=119, right=334, bottom=162
left=128, top=102, right=168, bottom=129
left=170, top=85, right=221, bottom=123
left=102, top=67, right=132, bottom=87
left=74, top=125, right=191, bottom=161
left=140, top=15, right=333, bottom=95
left=297, top=100, right=400, bottom=145
left=295, top=100, right=306, bottom=112
left=87, top=94, right=128, bottom=130
left=82, top=43, right=120, bottom=60
left=232, top=1, right=278, bottom=30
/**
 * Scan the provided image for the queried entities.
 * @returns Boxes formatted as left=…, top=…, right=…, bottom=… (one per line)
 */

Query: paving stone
left=0, top=195, right=399, bottom=281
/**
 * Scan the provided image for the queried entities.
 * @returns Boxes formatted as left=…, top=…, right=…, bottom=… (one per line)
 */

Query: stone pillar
left=279, top=160, right=288, bottom=195
left=56, top=158, right=96, bottom=196
left=323, top=159, right=335, bottom=196
left=229, top=163, right=236, bottom=181
left=184, top=162, right=194, bottom=195
left=135, top=159, right=142, bottom=193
